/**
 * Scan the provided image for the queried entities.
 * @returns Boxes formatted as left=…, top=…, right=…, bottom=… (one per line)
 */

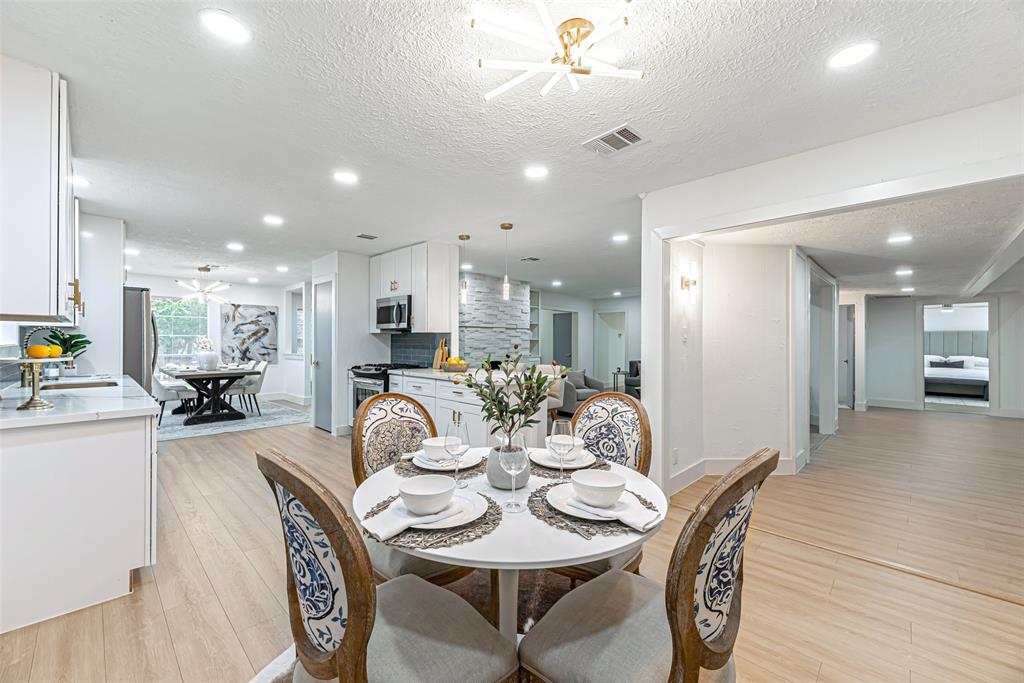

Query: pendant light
left=500, top=223, right=513, bottom=301
left=458, top=233, right=470, bottom=305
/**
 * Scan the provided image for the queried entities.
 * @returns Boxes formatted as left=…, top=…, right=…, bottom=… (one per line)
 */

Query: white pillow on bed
left=924, top=354, right=945, bottom=364
left=946, top=355, right=975, bottom=369
left=974, top=356, right=989, bottom=368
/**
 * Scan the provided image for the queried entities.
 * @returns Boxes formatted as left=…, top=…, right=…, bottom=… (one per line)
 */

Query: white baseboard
left=704, top=456, right=798, bottom=476
left=668, top=460, right=706, bottom=495
left=854, top=401, right=868, bottom=412
left=333, top=425, right=352, bottom=436
left=793, top=448, right=808, bottom=473
left=989, top=407, right=1024, bottom=419
left=280, top=393, right=311, bottom=406
left=867, top=398, right=920, bottom=410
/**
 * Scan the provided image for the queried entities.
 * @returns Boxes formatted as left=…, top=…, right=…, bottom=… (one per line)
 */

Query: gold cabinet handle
left=67, top=279, right=81, bottom=309
left=79, top=299, right=85, bottom=317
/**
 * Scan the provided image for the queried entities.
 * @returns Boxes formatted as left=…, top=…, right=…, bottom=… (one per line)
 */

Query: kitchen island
left=0, top=375, right=159, bottom=633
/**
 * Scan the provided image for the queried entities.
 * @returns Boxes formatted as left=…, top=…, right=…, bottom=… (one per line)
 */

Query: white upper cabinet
left=369, top=242, right=458, bottom=335
left=1, top=56, right=79, bottom=324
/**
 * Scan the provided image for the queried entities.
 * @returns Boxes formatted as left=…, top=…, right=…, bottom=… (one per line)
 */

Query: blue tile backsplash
left=390, top=333, right=450, bottom=367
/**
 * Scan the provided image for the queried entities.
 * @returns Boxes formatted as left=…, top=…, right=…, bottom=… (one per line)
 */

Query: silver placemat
left=364, top=493, right=502, bottom=549
left=528, top=482, right=659, bottom=537
left=530, top=457, right=611, bottom=480
left=394, top=457, right=488, bottom=479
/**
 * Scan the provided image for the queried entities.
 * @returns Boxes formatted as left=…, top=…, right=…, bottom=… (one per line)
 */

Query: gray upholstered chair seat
left=569, top=547, right=640, bottom=575
left=364, top=537, right=459, bottom=581
left=519, top=570, right=735, bottom=683
left=575, top=387, right=599, bottom=402
left=294, top=574, right=518, bottom=683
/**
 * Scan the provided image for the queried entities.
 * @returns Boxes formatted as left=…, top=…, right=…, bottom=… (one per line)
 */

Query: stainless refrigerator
left=123, top=286, right=156, bottom=393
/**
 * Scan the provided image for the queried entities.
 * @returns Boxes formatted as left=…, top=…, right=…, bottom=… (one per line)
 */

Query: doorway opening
left=809, top=269, right=838, bottom=455
left=594, top=310, right=626, bottom=386
left=838, top=304, right=855, bottom=409
left=923, top=302, right=990, bottom=411
left=540, top=308, right=578, bottom=368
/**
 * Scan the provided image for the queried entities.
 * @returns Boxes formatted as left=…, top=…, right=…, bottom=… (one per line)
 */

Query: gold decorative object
left=0, top=356, right=72, bottom=411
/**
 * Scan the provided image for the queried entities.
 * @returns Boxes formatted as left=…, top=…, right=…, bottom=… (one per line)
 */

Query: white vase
left=485, top=445, right=531, bottom=490
left=197, top=351, right=219, bottom=370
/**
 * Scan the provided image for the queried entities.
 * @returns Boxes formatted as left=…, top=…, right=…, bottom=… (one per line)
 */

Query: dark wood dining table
left=166, top=367, right=261, bottom=426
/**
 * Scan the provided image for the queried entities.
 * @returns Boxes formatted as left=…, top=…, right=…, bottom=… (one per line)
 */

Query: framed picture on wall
left=220, top=303, right=279, bottom=363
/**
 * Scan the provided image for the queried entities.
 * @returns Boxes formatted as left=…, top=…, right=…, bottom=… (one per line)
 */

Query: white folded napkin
left=401, top=450, right=425, bottom=461
left=362, top=500, right=461, bottom=541
left=567, top=497, right=662, bottom=532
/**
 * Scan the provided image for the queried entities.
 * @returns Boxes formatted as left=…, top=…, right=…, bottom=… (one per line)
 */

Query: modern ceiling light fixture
left=226, top=242, right=244, bottom=251
left=248, top=277, right=259, bottom=284
left=827, top=40, right=879, bottom=69
left=524, top=165, right=549, bottom=179
left=175, top=271, right=232, bottom=304
left=901, top=287, right=915, bottom=293
left=501, top=223, right=513, bottom=301
left=473, top=0, right=643, bottom=100
left=276, top=265, right=289, bottom=273
left=458, top=233, right=471, bottom=305
left=613, top=291, right=622, bottom=297
left=612, top=233, right=628, bottom=243
left=262, top=214, right=284, bottom=226
left=551, top=280, right=562, bottom=287
left=333, top=170, right=359, bottom=185
left=895, top=268, right=913, bottom=276
left=124, top=247, right=140, bottom=256
left=888, top=234, right=913, bottom=244
left=198, top=8, right=252, bottom=45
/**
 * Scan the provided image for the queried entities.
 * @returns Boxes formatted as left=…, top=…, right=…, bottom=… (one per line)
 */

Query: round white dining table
left=351, top=447, right=669, bottom=640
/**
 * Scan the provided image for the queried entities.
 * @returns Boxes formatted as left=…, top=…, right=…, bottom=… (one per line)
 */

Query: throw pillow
left=930, top=360, right=965, bottom=368
left=566, top=371, right=586, bottom=388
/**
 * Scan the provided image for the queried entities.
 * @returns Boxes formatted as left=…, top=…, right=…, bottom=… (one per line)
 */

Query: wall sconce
left=680, top=261, right=698, bottom=304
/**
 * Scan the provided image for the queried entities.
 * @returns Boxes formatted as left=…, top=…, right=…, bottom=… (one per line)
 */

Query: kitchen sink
left=41, top=381, right=119, bottom=390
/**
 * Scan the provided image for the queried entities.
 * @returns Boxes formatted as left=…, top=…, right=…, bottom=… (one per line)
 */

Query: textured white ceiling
left=701, top=176, right=1024, bottom=296
left=2, top=1, right=1022, bottom=295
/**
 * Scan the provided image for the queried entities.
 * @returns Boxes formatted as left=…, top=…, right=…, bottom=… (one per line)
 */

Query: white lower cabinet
left=436, top=397, right=489, bottom=446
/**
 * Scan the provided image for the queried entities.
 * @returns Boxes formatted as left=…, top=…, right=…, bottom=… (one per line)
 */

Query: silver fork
left=562, top=518, right=593, bottom=540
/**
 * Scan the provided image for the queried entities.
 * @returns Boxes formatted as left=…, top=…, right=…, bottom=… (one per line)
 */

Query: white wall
left=594, top=295, right=642, bottom=364
left=924, top=304, right=989, bottom=331
left=791, top=252, right=810, bottom=465
left=125, top=272, right=305, bottom=399
left=996, top=293, right=1024, bottom=417
left=535, top=290, right=594, bottom=373
left=865, top=297, right=920, bottom=409
left=666, top=240, right=704, bottom=489
left=75, top=214, right=124, bottom=376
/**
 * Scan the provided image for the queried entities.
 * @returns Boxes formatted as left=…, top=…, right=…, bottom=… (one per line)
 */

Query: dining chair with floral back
left=351, top=392, right=473, bottom=588
left=548, top=391, right=652, bottom=584
left=520, top=447, right=780, bottom=683
left=256, top=448, right=519, bottom=683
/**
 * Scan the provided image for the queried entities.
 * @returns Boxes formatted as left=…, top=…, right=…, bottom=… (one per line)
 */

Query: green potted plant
left=458, top=347, right=561, bottom=490
left=44, top=329, right=91, bottom=373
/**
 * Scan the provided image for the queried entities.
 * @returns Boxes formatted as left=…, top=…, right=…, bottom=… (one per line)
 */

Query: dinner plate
left=529, top=448, right=597, bottom=470
left=410, top=492, right=488, bottom=529
left=545, top=483, right=640, bottom=521
left=412, top=450, right=485, bottom=471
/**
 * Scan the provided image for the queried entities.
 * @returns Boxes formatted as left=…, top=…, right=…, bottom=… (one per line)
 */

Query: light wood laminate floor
left=2, top=408, right=1022, bottom=682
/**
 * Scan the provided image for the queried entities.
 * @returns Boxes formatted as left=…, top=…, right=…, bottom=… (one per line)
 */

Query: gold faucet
left=21, top=364, right=32, bottom=387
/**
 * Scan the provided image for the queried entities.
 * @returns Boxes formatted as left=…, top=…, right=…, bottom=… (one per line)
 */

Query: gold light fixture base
left=500, top=223, right=513, bottom=231
left=556, top=18, right=594, bottom=65
left=458, top=233, right=471, bottom=241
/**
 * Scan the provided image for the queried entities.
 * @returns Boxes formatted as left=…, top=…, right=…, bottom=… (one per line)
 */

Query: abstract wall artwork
left=220, top=304, right=278, bottom=363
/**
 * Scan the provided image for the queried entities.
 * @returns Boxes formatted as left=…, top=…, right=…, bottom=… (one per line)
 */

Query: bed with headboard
left=923, top=330, right=989, bottom=400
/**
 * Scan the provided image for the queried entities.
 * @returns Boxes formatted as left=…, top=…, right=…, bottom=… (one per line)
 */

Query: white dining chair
left=152, top=373, right=197, bottom=425
left=227, top=360, right=268, bottom=415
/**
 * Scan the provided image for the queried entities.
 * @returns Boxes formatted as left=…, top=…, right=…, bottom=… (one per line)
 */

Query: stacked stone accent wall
left=458, top=272, right=531, bottom=366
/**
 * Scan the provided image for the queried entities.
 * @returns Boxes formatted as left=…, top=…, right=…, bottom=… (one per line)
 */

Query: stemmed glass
left=445, top=415, right=470, bottom=489
left=499, top=433, right=529, bottom=513
left=549, top=419, right=574, bottom=481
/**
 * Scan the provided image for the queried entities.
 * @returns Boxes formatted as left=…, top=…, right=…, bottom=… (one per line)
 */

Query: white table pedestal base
left=497, top=568, right=520, bottom=640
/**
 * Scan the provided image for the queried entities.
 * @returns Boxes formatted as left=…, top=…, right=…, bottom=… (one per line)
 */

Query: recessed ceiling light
left=551, top=280, right=562, bottom=287
left=901, top=287, right=915, bottom=293
left=524, top=165, right=549, bottom=179
left=888, top=234, right=913, bottom=244
left=262, top=214, right=284, bottom=226
left=895, top=268, right=913, bottom=276
left=226, top=242, right=244, bottom=251
left=612, top=234, right=629, bottom=243
left=613, top=291, right=622, bottom=297
left=461, top=263, right=473, bottom=271
left=198, top=8, right=252, bottom=45
left=247, top=277, right=259, bottom=284
left=124, top=265, right=133, bottom=271
left=124, top=247, right=140, bottom=256
left=333, top=170, right=359, bottom=185
left=69, top=175, right=91, bottom=187
left=828, top=41, right=878, bottom=69
left=80, top=231, right=94, bottom=238
left=276, top=265, right=289, bottom=273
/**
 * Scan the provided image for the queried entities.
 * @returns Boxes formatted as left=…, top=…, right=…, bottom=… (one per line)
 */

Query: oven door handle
left=352, top=378, right=383, bottom=387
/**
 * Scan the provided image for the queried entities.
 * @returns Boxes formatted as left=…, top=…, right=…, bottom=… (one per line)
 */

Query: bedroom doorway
left=922, top=302, right=990, bottom=412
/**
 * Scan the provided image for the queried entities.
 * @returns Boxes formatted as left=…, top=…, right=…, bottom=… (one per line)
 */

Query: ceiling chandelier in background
left=175, top=268, right=231, bottom=304
left=473, top=0, right=643, bottom=100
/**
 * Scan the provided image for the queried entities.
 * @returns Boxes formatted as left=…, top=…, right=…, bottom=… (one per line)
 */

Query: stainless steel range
left=349, top=363, right=421, bottom=421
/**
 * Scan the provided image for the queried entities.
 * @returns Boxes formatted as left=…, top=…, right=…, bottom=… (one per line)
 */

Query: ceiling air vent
left=520, top=256, right=541, bottom=263
left=582, top=124, right=647, bottom=157
left=356, top=233, right=378, bottom=240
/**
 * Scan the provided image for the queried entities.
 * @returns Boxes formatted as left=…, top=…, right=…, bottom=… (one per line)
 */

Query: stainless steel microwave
left=375, top=295, right=412, bottom=332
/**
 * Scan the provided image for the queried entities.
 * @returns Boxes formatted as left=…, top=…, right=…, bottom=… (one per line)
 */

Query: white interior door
left=595, top=311, right=626, bottom=385
left=313, top=280, right=333, bottom=432
left=815, top=275, right=839, bottom=435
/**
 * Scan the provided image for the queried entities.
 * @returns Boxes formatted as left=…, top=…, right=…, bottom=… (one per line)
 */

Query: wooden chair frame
left=349, top=391, right=473, bottom=588
left=256, top=448, right=377, bottom=683
left=665, top=447, right=779, bottom=683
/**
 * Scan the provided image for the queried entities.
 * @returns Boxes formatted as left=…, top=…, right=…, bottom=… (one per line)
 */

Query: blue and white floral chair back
left=352, top=393, right=437, bottom=485
left=571, top=392, right=652, bottom=475
left=256, top=448, right=376, bottom=682
left=665, top=448, right=779, bottom=682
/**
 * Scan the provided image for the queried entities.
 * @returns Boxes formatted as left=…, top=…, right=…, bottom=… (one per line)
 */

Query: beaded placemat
left=527, top=482, right=659, bottom=537
left=364, top=493, right=502, bottom=549
left=529, top=457, right=611, bottom=480
left=394, top=457, right=488, bottom=479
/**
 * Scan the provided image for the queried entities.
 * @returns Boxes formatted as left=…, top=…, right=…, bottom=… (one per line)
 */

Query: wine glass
left=549, top=419, right=573, bottom=481
left=445, top=416, right=470, bottom=489
left=499, top=433, right=529, bottom=513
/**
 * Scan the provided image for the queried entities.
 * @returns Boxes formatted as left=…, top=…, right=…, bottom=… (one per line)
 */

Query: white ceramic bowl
left=571, top=470, right=626, bottom=508
left=399, top=475, right=455, bottom=515
left=545, top=435, right=586, bottom=461
left=421, top=436, right=460, bottom=461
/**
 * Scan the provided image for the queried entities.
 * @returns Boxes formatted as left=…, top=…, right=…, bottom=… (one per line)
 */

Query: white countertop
left=0, top=374, right=159, bottom=430
left=389, top=367, right=463, bottom=381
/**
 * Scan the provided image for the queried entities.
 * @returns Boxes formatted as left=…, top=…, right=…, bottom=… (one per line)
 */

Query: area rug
left=157, top=400, right=308, bottom=441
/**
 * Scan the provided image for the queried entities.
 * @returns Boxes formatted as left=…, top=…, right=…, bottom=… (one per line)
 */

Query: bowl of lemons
left=441, top=356, right=469, bottom=373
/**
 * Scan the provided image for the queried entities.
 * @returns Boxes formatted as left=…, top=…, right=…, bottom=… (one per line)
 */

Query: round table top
left=351, top=447, right=669, bottom=571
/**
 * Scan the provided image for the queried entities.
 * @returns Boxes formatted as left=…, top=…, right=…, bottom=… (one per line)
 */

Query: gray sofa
left=559, top=371, right=605, bottom=415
